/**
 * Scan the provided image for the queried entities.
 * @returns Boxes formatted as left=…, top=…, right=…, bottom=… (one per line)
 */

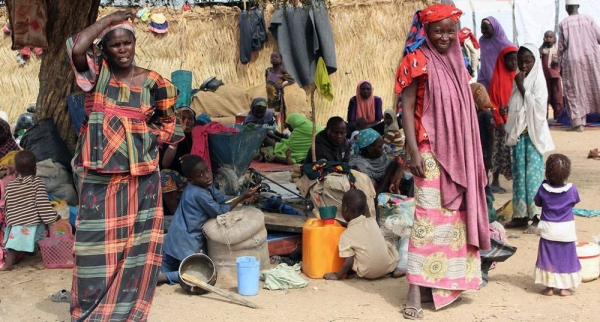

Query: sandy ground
left=1, top=127, right=600, bottom=322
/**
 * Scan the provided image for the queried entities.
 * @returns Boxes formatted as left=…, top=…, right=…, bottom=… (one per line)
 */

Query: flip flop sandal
left=402, top=304, right=424, bottom=320
left=51, top=289, right=72, bottom=303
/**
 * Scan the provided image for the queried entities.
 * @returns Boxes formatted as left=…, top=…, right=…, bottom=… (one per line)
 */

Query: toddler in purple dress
left=533, top=153, right=582, bottom=296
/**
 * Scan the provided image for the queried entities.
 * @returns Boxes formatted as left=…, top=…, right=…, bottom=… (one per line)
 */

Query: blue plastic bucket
left=236, top=256, right=260, bottom=296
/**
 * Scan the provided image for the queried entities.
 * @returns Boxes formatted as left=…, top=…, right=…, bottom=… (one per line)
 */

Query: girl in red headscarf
left=395, top=3, right=490, bottom=319
left=489, top=46, right=518, bottom=193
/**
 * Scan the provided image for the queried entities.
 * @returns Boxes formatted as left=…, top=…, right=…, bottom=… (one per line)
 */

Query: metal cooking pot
left=178, top=253, right=218, bottom=295
left=199, top=76, right=224, bottom=92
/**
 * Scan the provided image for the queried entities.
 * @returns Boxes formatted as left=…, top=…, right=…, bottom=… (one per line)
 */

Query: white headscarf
left=505, top=43, right=555, bottom=154
left=383, top=109, right=400, bottom=133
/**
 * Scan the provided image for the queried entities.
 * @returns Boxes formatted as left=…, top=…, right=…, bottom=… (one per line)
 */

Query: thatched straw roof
left=0, top=0, right=433, bottom=125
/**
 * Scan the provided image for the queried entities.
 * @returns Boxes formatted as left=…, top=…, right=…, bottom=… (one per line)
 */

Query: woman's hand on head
left=106, top=10, right=135, bottom=24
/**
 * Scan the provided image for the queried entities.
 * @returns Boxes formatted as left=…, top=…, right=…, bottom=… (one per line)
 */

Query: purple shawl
left=420, top=35, right=491, bottom=251
left=477, top=16, right=514, bottom=90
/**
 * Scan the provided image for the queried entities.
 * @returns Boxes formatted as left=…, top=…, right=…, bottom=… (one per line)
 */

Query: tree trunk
left=35, top=0, right=102, bottom=150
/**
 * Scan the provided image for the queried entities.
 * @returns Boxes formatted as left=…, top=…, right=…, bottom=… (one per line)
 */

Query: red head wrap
left=419, top=4, right=463, bottom=24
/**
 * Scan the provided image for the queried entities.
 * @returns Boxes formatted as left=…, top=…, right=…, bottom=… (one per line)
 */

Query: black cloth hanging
left=239, top=7, right=267, bottom=65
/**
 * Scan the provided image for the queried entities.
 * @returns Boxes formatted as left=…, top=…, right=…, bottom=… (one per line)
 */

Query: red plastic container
left=39, top=235, right=75, bottom=269
left=268, top=235, right=302, bottom=256
left=235, top=114, right=247, bottom=124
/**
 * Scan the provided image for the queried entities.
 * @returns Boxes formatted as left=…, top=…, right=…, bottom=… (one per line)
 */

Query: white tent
left=454, top=0, right=600, bottom=47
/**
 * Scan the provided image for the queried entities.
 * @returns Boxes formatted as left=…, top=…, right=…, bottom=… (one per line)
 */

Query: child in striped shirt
left=0, top=150, right=58, bottom=271
left=383, top=109, right=405, bottom=155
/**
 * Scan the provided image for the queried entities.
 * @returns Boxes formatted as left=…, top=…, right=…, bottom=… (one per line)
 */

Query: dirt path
left=1, top=128, right=599, bottom=322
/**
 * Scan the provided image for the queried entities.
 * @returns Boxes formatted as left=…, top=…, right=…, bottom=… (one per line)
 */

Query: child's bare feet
left=392, top=268, right=407, bottom=278
left=541, top=287, right=554, bottom=296
left=523, top=217, right=539, bottom=234
left=156, top=274, right=169, bottom=285
left=0, top=264, right=13, bottom=271
left=0, top=250, right=15, bottom=271
left=523, top=224, right=537, bottom=234
left=323, top=272, right=340, bottom=280
left=490, top=184, right=506, bottom=194
left=558, top=289, right=572, bottom=296
left=285, top=149, right=293, bottom=165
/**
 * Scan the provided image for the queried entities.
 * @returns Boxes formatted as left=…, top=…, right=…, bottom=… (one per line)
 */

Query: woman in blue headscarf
left=349, top=128, right=397, bottom=194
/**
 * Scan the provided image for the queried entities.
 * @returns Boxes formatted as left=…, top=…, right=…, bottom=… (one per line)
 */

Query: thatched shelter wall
left=0, top=0, right=430, bottom=125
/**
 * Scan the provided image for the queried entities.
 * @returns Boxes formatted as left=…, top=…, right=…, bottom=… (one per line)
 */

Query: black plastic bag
left=20, top=118, right=73, bottom=171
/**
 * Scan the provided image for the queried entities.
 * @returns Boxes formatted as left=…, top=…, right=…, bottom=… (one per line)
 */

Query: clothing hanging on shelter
left=240, top=7, right=267, bottom=65
left=269, top=3, right=337, bottom=87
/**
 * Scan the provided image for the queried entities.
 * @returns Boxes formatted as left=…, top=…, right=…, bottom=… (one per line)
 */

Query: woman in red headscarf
left=395, top=3, right=490, bottom=319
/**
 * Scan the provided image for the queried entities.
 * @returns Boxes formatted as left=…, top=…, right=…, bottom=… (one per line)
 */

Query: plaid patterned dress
left=66, top=34, right=183, bottom=321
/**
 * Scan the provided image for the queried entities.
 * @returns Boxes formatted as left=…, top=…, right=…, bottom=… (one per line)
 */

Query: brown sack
left=191, top=84, right=251, bottom=118
left=203, top=206, right=265, bottom=245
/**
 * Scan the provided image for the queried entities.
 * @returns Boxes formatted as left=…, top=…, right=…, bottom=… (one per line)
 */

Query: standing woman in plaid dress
left=67, top=10, right=183, bottom=321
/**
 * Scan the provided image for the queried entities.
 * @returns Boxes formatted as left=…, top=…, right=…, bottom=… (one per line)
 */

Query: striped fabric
left=66, top=33, right=182, bottom=321
left=72, top=171, right=163, bottom=321
left=67, top=35, right=184, bottom=176
left=4, top=176, right=58, bottom=226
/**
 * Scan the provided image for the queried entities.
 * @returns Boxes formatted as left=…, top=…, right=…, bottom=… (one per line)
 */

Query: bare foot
left=0, top=266, right=13, bottom=271
left=558, top=289, right=572, bottom=296
left=567, top=125, right=584, bottom=132
left=156, top=274, right=169, bottom=285
left=523, top=224, right=538, bottom=234
left=323, top=272, right=340, bottom=280
left=285, top=149, right=293, bottom=165
left=504, top=217, right=528, bottom=229
left=402, top=304, right=424, bottom=320
left=0, top=250, right=15, bottom=271
left=490, top=185, right=506, bottom=194
left=392, top=268, right=407, bottom=278
left=541, top=287, right=554, bottom=296
left=523, top=217, right=539, bottom=234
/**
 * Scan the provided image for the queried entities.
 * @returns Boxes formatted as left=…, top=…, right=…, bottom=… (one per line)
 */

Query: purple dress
left=533, top=181, right=582, bottom=289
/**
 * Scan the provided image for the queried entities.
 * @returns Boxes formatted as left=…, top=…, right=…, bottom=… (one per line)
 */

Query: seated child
left=158, top=155, right=259, bottom=284
left=243, top=97, right=277, bottom=128
left=1, top=150, right=58, bottom=271
left=324, top=189, right=402, bottom=280
left=382, top=109, right=405, bottom=155
left=349, top=118, right=367, bottom=152
left=534, top=154, right=582, bottom=296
